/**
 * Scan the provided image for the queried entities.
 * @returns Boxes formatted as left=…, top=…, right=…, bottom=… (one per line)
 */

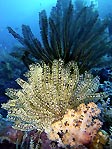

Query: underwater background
left=0, top=0, right=112, bottom=52
left=0, top=0, right=112, bottom=148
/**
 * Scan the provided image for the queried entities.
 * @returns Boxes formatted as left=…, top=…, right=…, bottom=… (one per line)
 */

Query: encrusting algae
left=2, top=59, right=108, bottom=147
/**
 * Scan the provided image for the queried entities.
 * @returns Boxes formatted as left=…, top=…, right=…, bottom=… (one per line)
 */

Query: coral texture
left=2, top=59, right=107, bottom=133
left=49, top=102, right=102, bottom=147
left=89, top=130, right=109, bottom=149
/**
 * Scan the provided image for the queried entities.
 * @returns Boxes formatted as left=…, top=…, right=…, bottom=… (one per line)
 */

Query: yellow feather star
left=2, top=59, right=107, bottom=131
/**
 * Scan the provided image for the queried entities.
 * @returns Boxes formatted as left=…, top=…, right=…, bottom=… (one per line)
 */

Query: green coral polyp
left=2, top=59, right=107, bottom=131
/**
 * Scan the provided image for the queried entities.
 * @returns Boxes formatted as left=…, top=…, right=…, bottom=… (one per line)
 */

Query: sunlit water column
left=86, top=0, right=98, bottom=8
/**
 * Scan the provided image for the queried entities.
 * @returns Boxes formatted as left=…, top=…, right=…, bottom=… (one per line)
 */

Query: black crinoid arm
left=7, top=0, right=112, bottom=72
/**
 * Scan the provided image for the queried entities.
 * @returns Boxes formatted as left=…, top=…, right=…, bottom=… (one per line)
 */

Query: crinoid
left=2, top=59, right=107, bottom=132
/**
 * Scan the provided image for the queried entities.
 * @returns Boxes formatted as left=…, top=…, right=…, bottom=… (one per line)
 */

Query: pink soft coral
left=48, top=102, right=102, bottom=148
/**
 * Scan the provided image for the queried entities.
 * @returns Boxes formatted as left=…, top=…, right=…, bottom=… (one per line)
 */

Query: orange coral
left=48, top=102, right=102, bottom=148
